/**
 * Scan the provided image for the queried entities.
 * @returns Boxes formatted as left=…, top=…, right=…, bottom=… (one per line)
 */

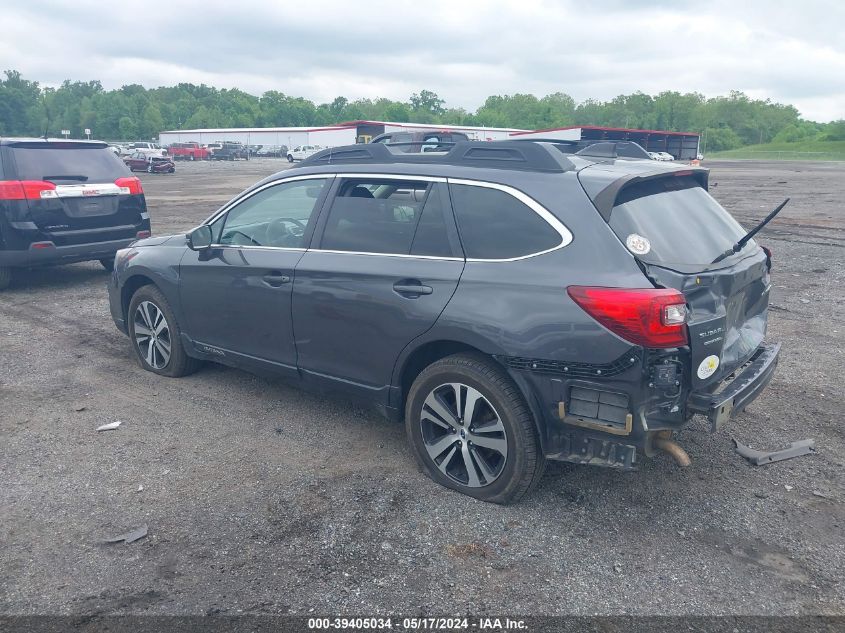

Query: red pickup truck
left=167, top=142, right=210, bottom=161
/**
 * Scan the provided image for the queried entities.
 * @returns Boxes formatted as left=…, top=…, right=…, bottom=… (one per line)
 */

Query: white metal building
left=158, top=121, right=528, bottom=149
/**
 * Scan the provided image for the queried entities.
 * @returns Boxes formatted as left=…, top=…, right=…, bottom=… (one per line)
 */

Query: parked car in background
left=656, top=152, right=675, bottom=161
left=107, top=140, right=780, bottom=503
left=0, top=138, right=151, bottom=289
left=120, top=142, right=166, bottom=158
left=124, top=152, right=175, bottom=173
left=256, top=145, right=288, bottom=158
left=211, top=142, right=248, bottom=161
left=168, top=142, right=209, bottom=161
left=286, top=145, right=322, bottom=162
left=372, top=130, right=470, bottom=153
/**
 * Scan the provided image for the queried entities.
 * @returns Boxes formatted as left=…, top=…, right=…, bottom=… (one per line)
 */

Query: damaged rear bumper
left=688, top=342, right=781, bottom=431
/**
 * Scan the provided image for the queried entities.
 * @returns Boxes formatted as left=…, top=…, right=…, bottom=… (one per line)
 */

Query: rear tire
left=0, top=266, right=12, bottom=290
left=405, top=353, right=545, bottom=504
left=287, top=155, right=294, bottom=163
left=99, top=258, right=115, bottom=272
left=128, top=285, right=201, bottom=378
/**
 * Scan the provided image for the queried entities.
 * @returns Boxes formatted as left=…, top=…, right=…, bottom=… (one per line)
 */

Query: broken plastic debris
left=733, top=438, right=815, bottom=466
left=96, top=421, right=122, bottom=432
left=104, top=524, right=148, bottom=544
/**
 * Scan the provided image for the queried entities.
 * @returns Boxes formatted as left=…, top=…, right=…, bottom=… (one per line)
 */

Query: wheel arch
left=121, top=273, right=158, bottom=325
left=393, top=338, right=548, bottom=452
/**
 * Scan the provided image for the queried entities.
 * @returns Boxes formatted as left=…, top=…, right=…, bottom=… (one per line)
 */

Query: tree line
left=1, top=70, right=842, bottom=151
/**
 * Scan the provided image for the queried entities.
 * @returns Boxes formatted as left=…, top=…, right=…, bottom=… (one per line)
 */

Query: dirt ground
left=1, top=158, right=843, bottom=617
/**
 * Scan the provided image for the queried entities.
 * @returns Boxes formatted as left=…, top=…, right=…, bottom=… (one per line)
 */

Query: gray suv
left=108, top=141, right=780, bottom=504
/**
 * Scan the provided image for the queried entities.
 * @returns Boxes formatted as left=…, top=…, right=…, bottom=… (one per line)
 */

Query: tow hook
left=654, top=431, right=692, bottom=467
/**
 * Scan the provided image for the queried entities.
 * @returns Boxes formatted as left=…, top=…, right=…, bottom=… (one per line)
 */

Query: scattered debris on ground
left=104, top=525, right=148, bottom=544
left=733, top=438, right=815, bottom=465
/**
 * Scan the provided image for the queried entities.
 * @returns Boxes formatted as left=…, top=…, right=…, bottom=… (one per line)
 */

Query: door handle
left=262, top=271, right=291, bottom=287
left=393, top=280, right=433, bottom=297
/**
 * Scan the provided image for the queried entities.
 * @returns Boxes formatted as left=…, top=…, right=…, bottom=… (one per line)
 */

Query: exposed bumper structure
left=687, top=342, right=781, bottom=431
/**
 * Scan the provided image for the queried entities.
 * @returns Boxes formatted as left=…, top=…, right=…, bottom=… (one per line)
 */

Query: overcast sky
left=2, top=0, right=843, bottom=122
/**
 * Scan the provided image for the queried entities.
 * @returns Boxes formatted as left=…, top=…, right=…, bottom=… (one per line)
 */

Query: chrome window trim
left=207, top=244, right=307, bottom=252
left=203, top=172, right=573, bottom=261
left=309, top=248, right=462, bottom=262
left=447, top=178, right=574, bottom=263
left=334, top=173, right=447, bottom=183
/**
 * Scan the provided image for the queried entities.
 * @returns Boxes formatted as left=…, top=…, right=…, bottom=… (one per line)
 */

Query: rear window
left=609, top=177, right=751, bottom=269
left=10, top=144, right=129, bottom=183
left=449, top=183, right=562, bottom=260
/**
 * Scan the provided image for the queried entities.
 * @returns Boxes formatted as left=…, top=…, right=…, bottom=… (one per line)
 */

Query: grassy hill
left=708, top=139, right=845, bottom=161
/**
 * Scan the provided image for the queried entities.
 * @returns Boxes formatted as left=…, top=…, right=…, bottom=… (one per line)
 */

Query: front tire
left=128, top=285, right=201, bottom=377
left=0, top=266, right=12, bottom=290
left=287, top=155, right=294, bottom=163
left=405, top=354, right=545, bottom=504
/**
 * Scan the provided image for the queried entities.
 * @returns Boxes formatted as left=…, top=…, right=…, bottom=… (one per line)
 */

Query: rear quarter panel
left=429, top=171, right=649, bottom=363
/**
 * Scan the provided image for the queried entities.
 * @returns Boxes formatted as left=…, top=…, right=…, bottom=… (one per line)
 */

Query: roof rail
left=305, top=140, right=569, bottom=172
left=511, top=138, right=650, bottom=160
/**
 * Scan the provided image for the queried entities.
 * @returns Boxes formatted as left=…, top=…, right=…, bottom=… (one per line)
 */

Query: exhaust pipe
left=654, top=435, right=692, bottom=467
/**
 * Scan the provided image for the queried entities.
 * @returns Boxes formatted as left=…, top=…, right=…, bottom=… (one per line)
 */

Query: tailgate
left=591, top=170, right=773, bottom=387
left=646, top=252, right=771, bottom=388
left=8, top=142, right=146, bottom=245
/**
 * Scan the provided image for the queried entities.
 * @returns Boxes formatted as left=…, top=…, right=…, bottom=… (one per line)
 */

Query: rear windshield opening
left=10, top=144, right=129, bottom=183
left=609, top=176, right=753, bottom=271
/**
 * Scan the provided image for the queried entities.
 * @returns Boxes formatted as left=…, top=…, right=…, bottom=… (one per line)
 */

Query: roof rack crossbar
left=306, top=140, right=568, bottom=173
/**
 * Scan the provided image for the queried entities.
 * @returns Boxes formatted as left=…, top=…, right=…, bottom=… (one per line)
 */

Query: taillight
left=0, top=180, right=57, bottom=200
left=115, top=176, right=143, bottom=195
left=136, top=230, right=151, bottom=239
left=567, top=286, right=689, bottom=348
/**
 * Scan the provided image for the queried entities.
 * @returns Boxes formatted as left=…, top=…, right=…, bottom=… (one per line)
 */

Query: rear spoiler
left=590, top=167, right=709, bottom=221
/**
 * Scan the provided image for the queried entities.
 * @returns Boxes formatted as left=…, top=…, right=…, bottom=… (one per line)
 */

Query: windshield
left=11, top=145, right=129, bottom=183
left=609, top=177, right=753, bottom=271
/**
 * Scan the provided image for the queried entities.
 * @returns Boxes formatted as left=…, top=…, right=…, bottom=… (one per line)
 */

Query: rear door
left=292, top=175, right=464, bottom=397
left=6, top=141, right=146, bottom=247
left=604, top=175, right=770, bottom=389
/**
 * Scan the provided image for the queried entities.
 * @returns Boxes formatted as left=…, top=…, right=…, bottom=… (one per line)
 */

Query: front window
left=214, top=178, right=329, bottom=248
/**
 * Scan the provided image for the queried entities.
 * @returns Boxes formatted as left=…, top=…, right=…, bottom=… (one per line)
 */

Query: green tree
left=118, top=116, right=137, bottom=140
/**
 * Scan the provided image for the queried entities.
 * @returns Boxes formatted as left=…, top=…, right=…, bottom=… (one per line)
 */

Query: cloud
left=3, top=0, right=843, bottom=121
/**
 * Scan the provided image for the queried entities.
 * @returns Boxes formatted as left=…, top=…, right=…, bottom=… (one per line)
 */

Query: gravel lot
left=1, top=158, right=843, bottom=617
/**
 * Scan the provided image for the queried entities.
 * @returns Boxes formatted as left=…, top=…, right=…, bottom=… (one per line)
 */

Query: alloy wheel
left=133, top=300, right=172, bottom=369
left=419, top=382, right=508, bottom=488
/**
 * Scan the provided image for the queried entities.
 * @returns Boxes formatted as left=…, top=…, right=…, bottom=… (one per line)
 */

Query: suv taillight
left=115, top=177, right=143, bottom=195
left=0, top=180, right=57, bottom=200
left=567, top=286, right=689, bottom=348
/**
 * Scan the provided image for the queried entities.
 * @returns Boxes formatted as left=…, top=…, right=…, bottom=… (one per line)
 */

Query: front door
left=292, top=176, right=465, bottom=399
left=179, top=176, right=332, bottom=375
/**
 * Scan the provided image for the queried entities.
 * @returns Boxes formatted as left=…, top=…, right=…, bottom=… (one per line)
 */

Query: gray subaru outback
left=107, top=140, right=780, bottom=504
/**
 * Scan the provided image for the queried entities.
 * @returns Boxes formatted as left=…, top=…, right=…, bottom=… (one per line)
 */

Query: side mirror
left=187, top=225, right=213, bottom=251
